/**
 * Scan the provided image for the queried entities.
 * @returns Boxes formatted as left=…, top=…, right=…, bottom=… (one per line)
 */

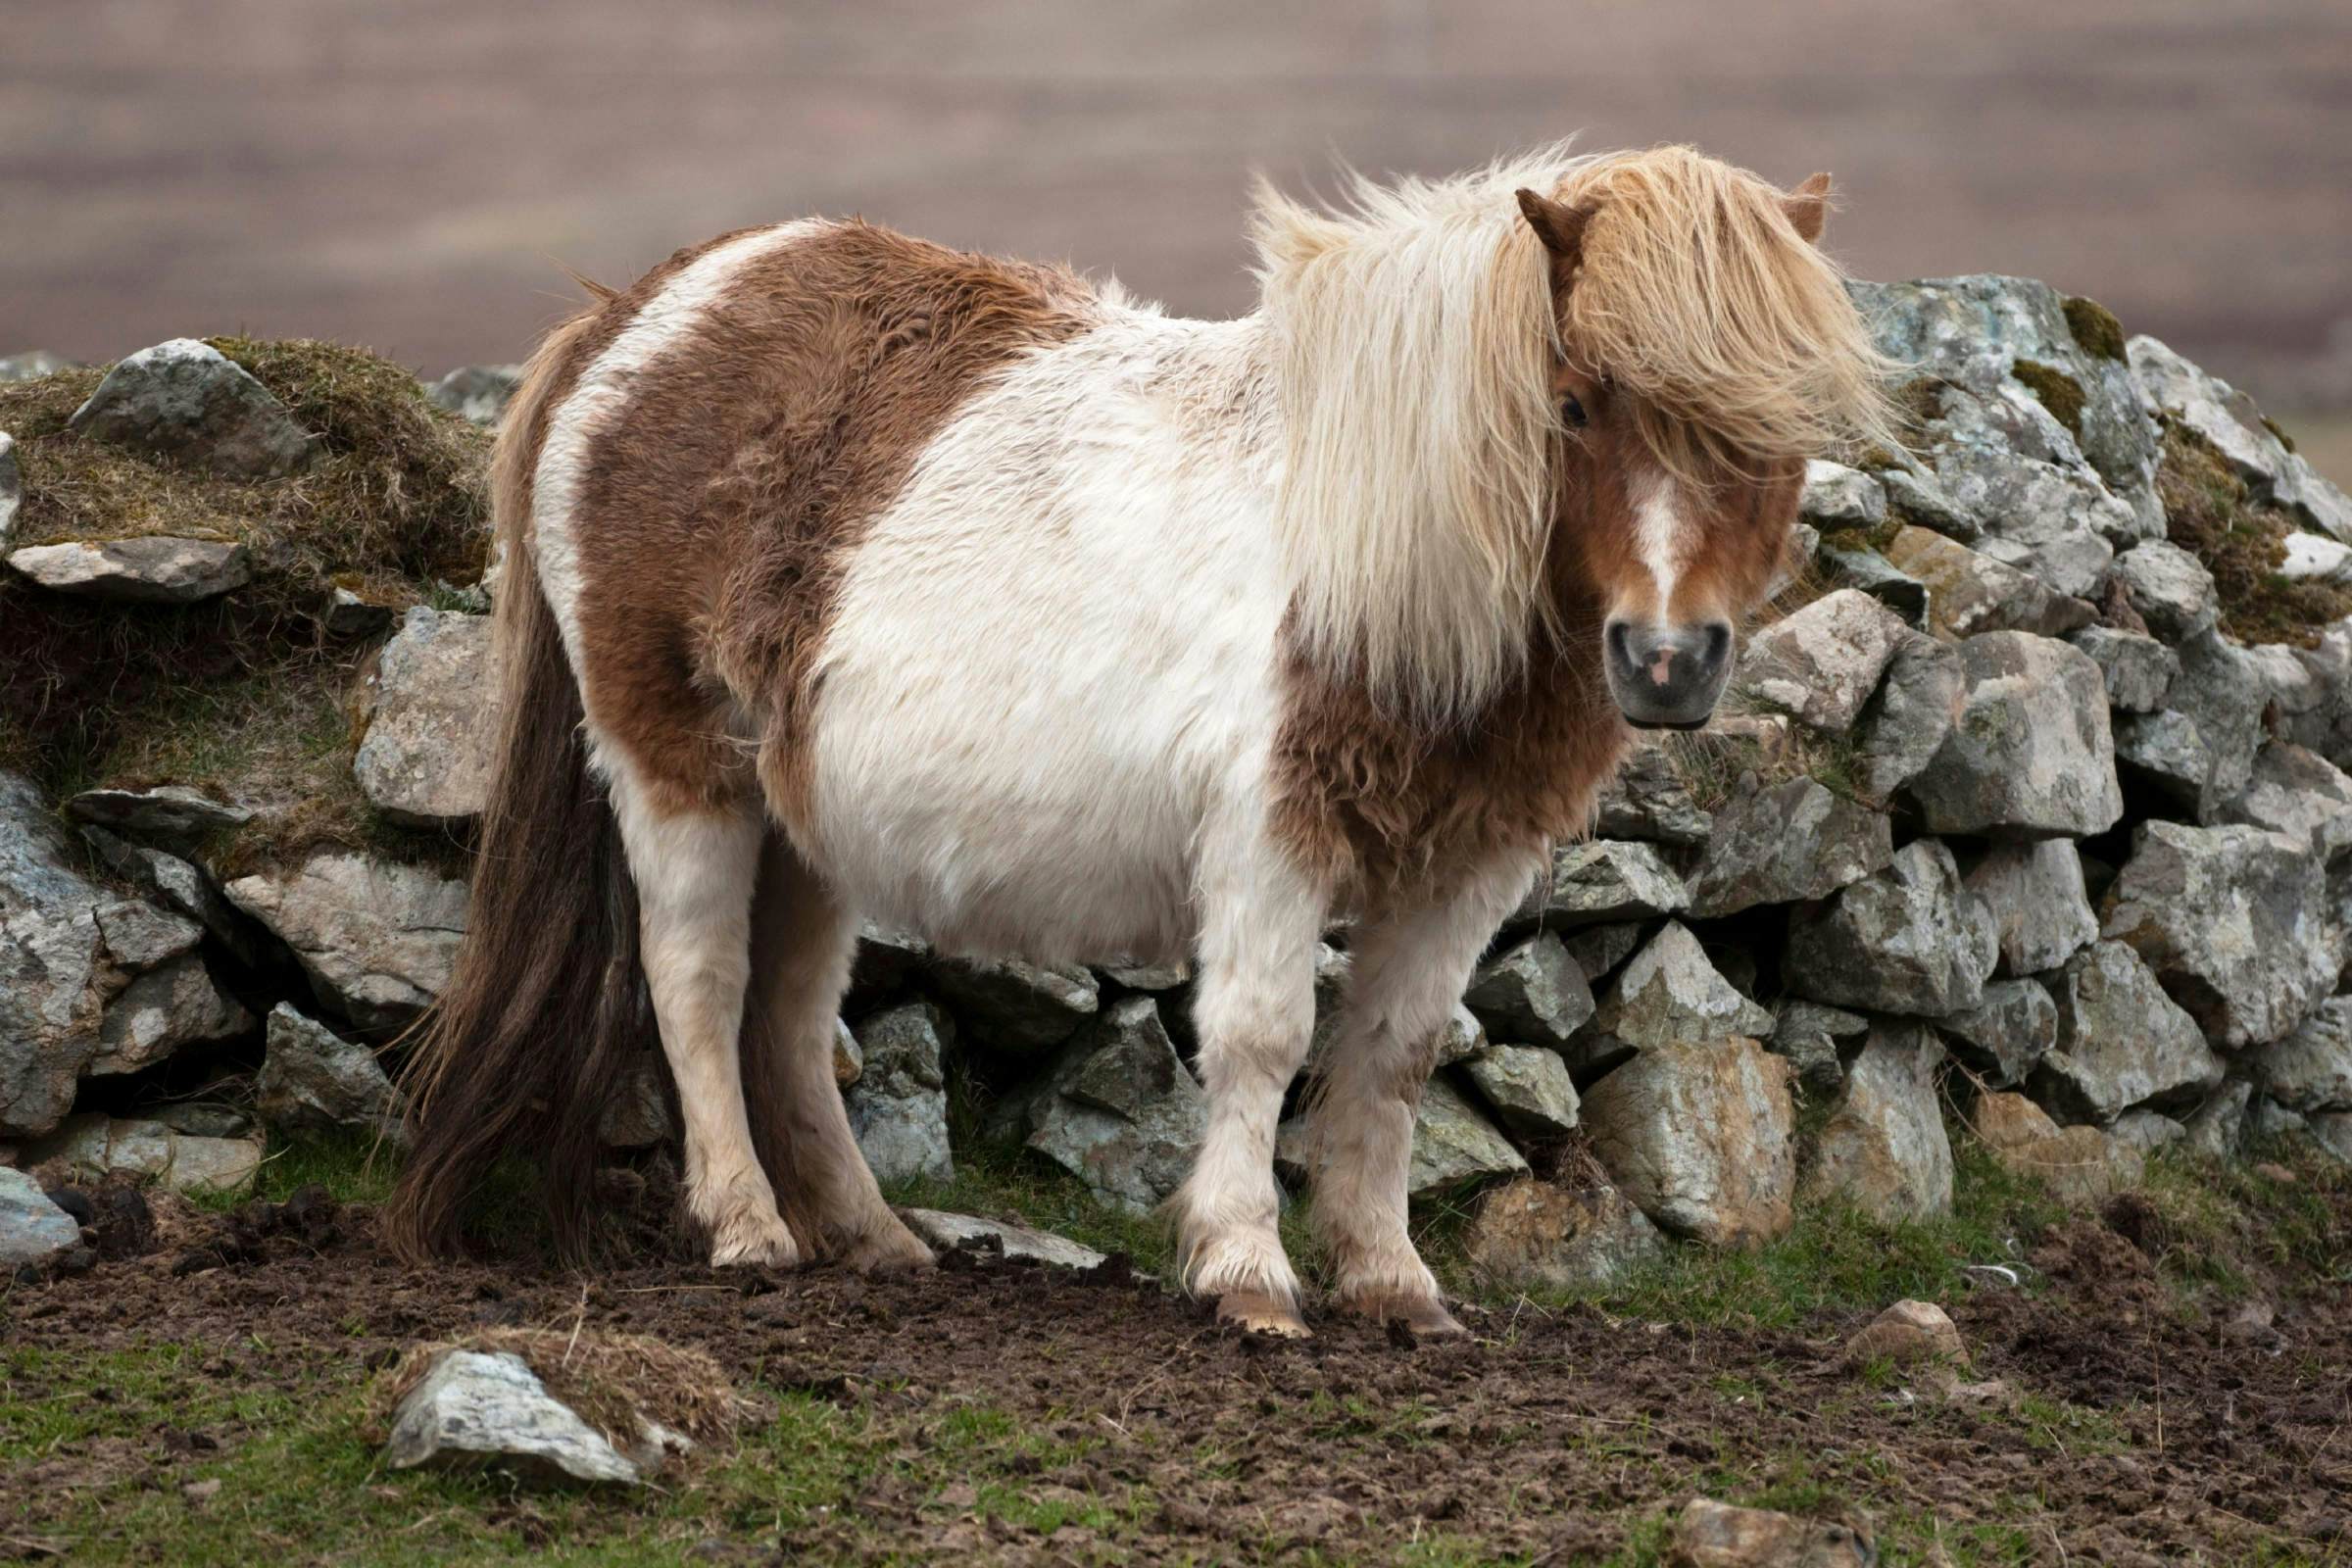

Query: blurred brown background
left=8, top=0, right=2350, bottom=440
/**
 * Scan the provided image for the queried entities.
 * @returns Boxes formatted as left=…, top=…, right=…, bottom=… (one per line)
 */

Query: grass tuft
left=2008, top=358, right=2085, bottom=441
left=2061, top=295, right=2128, bottom=363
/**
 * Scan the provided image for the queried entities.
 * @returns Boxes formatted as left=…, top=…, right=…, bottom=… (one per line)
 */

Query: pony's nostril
left=1702, top=622, right=1733, bottom=667
left=1605, top=621, right=1636, bottom=668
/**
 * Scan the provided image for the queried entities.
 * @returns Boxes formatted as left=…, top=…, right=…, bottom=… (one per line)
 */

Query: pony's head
left=1515, top=149, right=1895, bottom=728
left=1256, top=144, right=1896, bottom=729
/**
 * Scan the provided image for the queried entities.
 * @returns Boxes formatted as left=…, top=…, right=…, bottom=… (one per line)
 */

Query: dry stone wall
left=5, top=276, right=2352, bottom=1286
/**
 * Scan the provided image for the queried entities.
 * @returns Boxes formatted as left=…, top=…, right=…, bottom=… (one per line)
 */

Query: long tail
left=383, top=303, right=656, bottom=1263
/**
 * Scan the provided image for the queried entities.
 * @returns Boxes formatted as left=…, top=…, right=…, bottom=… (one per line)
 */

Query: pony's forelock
left=1252, top=142, right=1898, bottom=719
left=1552, top=145, right=1903, bottom=486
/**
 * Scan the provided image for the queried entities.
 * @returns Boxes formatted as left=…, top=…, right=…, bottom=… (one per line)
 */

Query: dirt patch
left=7, top=1193, right=2349, bottom=1564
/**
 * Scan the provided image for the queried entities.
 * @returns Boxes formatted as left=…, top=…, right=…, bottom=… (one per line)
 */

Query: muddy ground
left=5, top=1183, right=2349, bottom=1566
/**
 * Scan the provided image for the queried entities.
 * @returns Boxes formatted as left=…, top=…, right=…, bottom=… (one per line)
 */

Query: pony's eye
left=1560, top=393, right=1589, bottom=429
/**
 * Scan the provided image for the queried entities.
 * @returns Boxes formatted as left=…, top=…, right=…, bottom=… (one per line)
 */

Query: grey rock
left=353, top=608, right=500, bottom=827
left=2184, top=1080, right=2253, bottom=1159
left=2307, top=1110, right=2352, bottom=1164
left=88, top=955, right=249, bottom=1077
left=2247, top=996, right=2352, bottom=1113
left=1460, top=1045, right=1581, bottom=1139
left=2034, top=940, right=2224, bottom=1122
left=24, top=1113, right=262, bottom=1195
left=1461, top=1176, right=1667, bottom=1292
left=1737, top=589, right=1910, bottom=733
left=1684, top=778, right=1892, bottom=918
left=1863, top=277, right=2160, bottom=517
left=0, top=431, right=19, bottom=549
left=1784, top=840, right=1997, bottom=1016
left=9, top=536, right=252, bottom=604
left=596, top=1054, right=672, bottom=1151
left=1769, top=1000, right=1867, bottom=1096
left=1433, top=1003, right=1489, bottom=1069
left=0, top=351, right=74, bottom=382
left=1532, top=840, right=1688, bottom=926
left=1561, top=922, right=1646, bottom=984
left=2131, top=333, right=2352, bottom=542
left=1591, top=745, right=1712, bottom=848
left=2274, top=618, right=2352, bottom=770
left=2069, top=625, right=2179, bottom=712
left=382, top=1349, right=664, bottom=1485
left=0, top=1167, right=82, bottom=1268
left=1582, top=1038, right=1797, bottom=1246
left=1965, top=839, right=2097, bottom=977
left=929, top=955, right=1099, bottom=1054
left=1879, top=463, right=1980, bottom=540
left=1907, top=631, right=2123, bottom=839
left=898, top=1208, right=1108, bottom=1271
left=151, top=1102, right=254, bottom=1140
left=1100, top=958, right=1191, bottom=992
left=1671, top=1497, right=1878, bottom=1568
left=2102, top=821, right=2335, bottom=1049
left=1934, top=979, right=2058, bottom=1088
left=2113, top=632, right=2268, bottom=821
left=319, top=582, right=398, bottom=638
left=846, top=1002, right=954, bottom=1186
left=1797, top=460, right=1886, bottom=528
left=2218, top=740, right=2352, bottom=861
left=1800, top=1022, right=1954, bottom=1220
left=3, top=773, right=120, bottom=1137
left=68, top=339, right=318, bottom=478
left=66, top=784, right=252, bottom=853
left=1814, top=537, right=1932, bottom=628
left=81, top=827, right=262, bottom=965
left=424, top=365, right=523, bottom=426
left=1851, top=628, right=1964, bottom=806
left=1913, top=394, right=2124, bottom=596
left=2110, top=540, right=2219, bottom=644
left=1463, top=932, right=1594, bottom=1051
left=256, top=1003, right=404, bottom=1138
left=1882, top=524, right=2094, bottom=639
left=2280, top=530, right=2352, bottom=585
left=2111, top=1108, right=2188, bottom=1153
left=1023, top=997, right=1203, bottom=1213
left=92, top=899, right=203, bottom=970
left=1574, top=920, right=1775, bottom=1077
left=1407, top=1076, right=1529, bottom=1197
left=224, top=852, right=468, bottom=1029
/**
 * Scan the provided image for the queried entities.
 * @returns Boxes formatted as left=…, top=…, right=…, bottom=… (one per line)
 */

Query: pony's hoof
left=841, top=1223, right=935, bottom=1275
left=1342, top=1291, right=1467, bottom=1339
left=1216, top=1289, right=1310, bottom=1338
left=708, top=1211, right=802, bottom=1270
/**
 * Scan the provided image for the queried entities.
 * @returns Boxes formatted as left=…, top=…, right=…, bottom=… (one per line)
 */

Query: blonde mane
left=1252, top=142, right=1896, bottom=720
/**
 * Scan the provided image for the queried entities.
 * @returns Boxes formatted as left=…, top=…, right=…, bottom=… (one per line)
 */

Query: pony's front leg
left=608, top=763, right=800, bottom=1269
left=1307, top=858, right=1540, bottom=1335
left=1172, top=837, right=1326, bottom=1337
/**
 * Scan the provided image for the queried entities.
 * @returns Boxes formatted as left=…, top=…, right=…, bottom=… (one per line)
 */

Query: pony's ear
left=1784, top=172, right=1833, bottom=244
left=1515, top=188, right=1593, bottom=269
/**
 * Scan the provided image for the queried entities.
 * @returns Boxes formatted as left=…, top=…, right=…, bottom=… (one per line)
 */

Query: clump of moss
left=1888, top=376, right=1945, bottom=446
left=2061, top=295, right=2127, bottom=363
left=2010, top=358, right=2085, bottom=441
left=2259, top=413, right=2297, bottom=455
left=2158, top=423, right=2352, bottom=648
left=0, top=342, right=490, bottom=867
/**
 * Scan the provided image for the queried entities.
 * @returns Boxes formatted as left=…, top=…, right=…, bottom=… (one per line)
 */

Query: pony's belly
left=798, top=759, right=1200, bottom=967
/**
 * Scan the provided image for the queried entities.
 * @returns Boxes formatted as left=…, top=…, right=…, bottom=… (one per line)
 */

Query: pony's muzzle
left=1605, top=619, right=1733, bottom=730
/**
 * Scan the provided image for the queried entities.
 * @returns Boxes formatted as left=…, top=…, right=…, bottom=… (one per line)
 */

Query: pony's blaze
left=1600, top=474, right=1733, bottom=729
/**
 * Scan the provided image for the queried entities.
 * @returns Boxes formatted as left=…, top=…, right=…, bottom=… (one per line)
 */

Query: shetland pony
left=386, top=144, right=1895, bottom=1336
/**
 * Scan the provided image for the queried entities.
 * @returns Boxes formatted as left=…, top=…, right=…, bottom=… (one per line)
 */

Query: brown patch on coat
left=555, top=220, right=1101, bottom=822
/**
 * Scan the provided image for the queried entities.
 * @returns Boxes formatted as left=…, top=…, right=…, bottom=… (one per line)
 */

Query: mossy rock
left=2060, top=295, right=2127, bottom=364
left=0, top=340, right=490, bottom=872
left=2158, top=423, right=2352, bottom=649
left=2009, top=359, right=2085, bottom=442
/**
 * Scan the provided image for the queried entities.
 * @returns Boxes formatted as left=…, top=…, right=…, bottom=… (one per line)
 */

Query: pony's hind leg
left=1306, top=858, right=1540, bottom=1335
left=605, top=757, right=800, bottom=1267
left=1172, top=826, right=1326, bottom=1336
left=742, top=834, right=931, bottom=1272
